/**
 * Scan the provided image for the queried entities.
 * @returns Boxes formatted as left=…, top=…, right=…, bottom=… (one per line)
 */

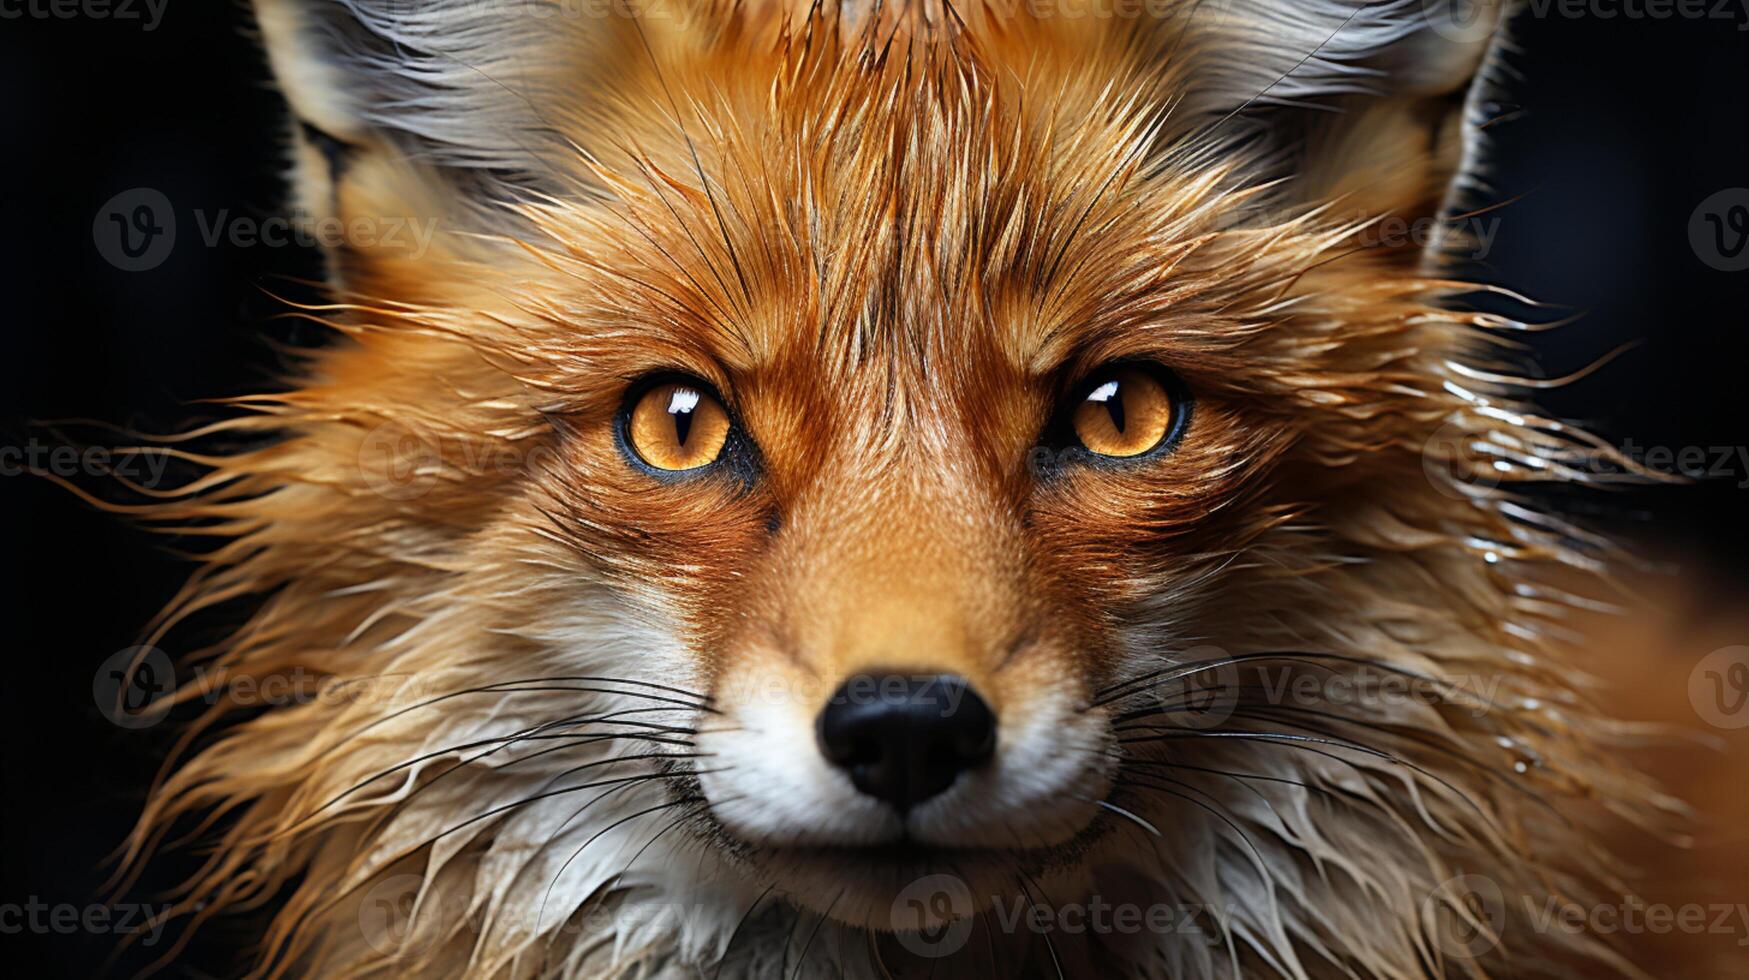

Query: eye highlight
left=1068, top=365, right=1182, bottom=459
left=626, top=379, right=733, bottom=472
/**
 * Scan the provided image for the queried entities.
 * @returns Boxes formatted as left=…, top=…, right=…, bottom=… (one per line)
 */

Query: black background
left=2, top=4, right=1747, bottom=976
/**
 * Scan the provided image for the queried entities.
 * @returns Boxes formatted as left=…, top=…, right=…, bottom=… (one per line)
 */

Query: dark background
left=2, top=4, right=1746, bottom=976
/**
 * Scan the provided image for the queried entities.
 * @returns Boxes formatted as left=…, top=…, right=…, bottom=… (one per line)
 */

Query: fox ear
left=250, top=0, right=696, bottom=274
left=1166, top=0, right=1513, bottom=262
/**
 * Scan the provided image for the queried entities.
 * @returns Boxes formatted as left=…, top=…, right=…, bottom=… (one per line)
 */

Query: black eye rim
left=613, top=371, right=759, bottom=484
left=1044, top=360, right=1193, bottom=467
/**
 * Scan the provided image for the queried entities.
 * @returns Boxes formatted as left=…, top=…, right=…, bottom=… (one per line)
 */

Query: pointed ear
left=1167, top=0, right=1513, bottom=263
left=249, top=0, right=699, bottom=278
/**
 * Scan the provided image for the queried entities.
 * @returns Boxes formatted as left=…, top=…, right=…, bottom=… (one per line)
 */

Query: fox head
left=120, top=1, right=1669, bottom=977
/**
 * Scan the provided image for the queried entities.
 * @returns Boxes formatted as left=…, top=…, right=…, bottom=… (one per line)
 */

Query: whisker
left=1231, top=702, right=1566, bottom=830
left=786, top=887, right=844, bottom=980
left=712, top=881, right=779, bottom=980
left=423, top=759, right=711, bottom=847
left=308, top=711, right=699, bottom=817
left=1090, top=650, right=1472, bottom=710
left=537, top=793, right=709, bottom=933
left=332, top=676, right=717, bottom=747
left=1012, top=869, right=1065, bottom=980
left=1119, top=774, right=1276, bottom=896
left=1123, top=758, right=1327, bottom=797
left=1076, top=794, right=1160, bottom=838
left=1120, top=724, right=1496, bottom=833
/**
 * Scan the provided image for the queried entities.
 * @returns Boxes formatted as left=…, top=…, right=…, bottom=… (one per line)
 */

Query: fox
left=97, top=0, right=1711, bottom=977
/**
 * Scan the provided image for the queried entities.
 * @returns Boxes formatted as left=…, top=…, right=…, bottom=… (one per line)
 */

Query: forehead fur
left=456, top=13, right=1422, bottom=403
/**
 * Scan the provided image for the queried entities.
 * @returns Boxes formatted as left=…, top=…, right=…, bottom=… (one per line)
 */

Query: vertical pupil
left=666, top=386, right=701, bottom=447
left=1089, top=378, right=1126, bottom=434
left=1104, top=386, right=1126, bottom=434
left=671, top=406, right=694, bottom=447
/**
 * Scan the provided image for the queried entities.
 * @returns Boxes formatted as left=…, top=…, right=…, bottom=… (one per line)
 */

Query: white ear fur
left=1179, top=0, right=1505, bottom=114
left=251, top=0, right=676, bottom=247
left=1163, top=0, right=1514, bottom=261
left=254, top=0, right=362, bottom=142
left=253, top=0, right=592, bottom=172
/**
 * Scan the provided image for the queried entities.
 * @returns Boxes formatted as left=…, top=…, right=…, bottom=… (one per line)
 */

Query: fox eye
left=625, top=379, right=733, bottom=472
left=1068, top=364, right=1183, bottom=459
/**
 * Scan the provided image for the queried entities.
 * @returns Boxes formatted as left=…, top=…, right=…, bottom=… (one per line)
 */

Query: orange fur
left=101, top=2, right=1720, bottom=977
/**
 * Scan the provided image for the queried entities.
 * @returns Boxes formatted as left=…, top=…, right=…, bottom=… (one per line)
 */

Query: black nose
left=815, top=673, right=997, bottom=811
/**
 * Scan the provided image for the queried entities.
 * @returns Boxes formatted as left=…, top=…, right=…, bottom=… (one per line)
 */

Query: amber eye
left=1069, top=366, right=1179, bottom=458
left=626, top=380, right=733, bottom=472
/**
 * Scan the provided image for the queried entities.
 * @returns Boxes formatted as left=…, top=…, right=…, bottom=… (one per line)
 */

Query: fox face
left=125, top=1, right=1669, bottom=977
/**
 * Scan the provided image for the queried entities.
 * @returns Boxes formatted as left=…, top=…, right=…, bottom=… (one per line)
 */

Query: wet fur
left=108, top=2, right=1683, bottom=977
